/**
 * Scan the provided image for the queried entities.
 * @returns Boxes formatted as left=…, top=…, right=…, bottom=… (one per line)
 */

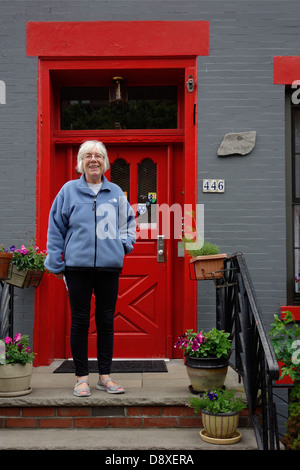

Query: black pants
left=64, top=269, right=120, bottom=377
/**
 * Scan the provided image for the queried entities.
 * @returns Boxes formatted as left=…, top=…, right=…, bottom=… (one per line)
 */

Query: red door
left=62, top=145, right=170, bottom=358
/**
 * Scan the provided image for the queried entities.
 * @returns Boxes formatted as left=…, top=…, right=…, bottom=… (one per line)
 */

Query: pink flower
left=4, top=336, right=12, bottom=344
left=195, top=332, right=204, bottom=344
left=14, top=333, right=22, bottom=342
left=16, top=245, right=29, bottom=255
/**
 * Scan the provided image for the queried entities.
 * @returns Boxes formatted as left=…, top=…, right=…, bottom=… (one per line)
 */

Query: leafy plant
left=181, top=210, right=221, bottom=258
left=269, top=311, right=300, bottom=450
left=174, top=328, right=232, bottom=359
left=0, top=245, right=47, bottom=271
left=269, top=310, right=300, bottom=382
left=0, top=244, right=14, bottom=253
left=184, top=239, right=220, bottom=258
left=187, top=387, right=246, bottom=415
left=0, top=333, right=36, bottom=365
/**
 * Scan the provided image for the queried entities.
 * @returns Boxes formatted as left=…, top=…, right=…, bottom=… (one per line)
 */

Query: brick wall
left=0, top=0, right=299, bottom=336
left=0, top=404, right=252, bottom=429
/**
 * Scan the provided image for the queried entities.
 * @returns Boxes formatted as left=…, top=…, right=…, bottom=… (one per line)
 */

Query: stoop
left=0, top=360, right=258, bottom=450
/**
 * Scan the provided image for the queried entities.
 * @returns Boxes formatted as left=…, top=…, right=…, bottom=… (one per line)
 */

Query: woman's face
left=82, top=145, right=105, bottom=183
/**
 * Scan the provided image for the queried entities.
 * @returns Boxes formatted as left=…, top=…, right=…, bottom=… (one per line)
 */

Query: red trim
left=27, top=21, right=209, bottom=58
left=280, top=305, right=300, bottom=321
left=274, top=56, right=300, bottom=84
left=26, top=21, right=208, bottom=364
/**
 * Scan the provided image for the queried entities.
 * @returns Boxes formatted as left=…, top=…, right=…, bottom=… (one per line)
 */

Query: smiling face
left=82, top=145, right=105, bottom=184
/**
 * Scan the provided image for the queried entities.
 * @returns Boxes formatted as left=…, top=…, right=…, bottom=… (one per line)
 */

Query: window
left=293, top=107, right=300, bottom=297
left=60, top=86, right=177, bottom=130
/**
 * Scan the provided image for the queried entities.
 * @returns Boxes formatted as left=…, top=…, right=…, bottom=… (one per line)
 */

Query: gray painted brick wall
left=0, top=0, right=298, bottom=339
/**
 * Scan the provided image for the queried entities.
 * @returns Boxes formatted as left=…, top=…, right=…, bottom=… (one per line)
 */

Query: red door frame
left=26, top=21, right=209, bottom=365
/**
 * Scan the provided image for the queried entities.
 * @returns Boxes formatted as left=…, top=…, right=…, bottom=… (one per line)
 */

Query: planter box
left=190, top=254, right=227, bottom=280
left=5, top=264, right=44, bottom=288
left=0, top=253, right=13, bottom=279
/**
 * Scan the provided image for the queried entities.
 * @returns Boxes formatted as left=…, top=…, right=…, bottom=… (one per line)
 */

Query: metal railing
left=214, top=253, right=281, bottom=450
left=0, top=280, right=14, bottom=338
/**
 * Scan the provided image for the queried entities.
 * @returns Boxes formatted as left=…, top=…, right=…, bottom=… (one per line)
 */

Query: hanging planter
left=183, top=237, right=227, bottom=280
left=0, top=244, right=47, bottom=288
left=5, top=264, right=44, bottom=288
left=190, top=253, right=227, bottom=280
left=0, top=252, right=13, bottom=280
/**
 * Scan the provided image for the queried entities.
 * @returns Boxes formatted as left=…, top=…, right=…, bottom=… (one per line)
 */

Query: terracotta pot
left=0, top=253, right=13, bottom=279
left=190, top=254, right=227, bottom=280
left=0, top=362, right=33, bottom=396
left=5, top=264, right=44, bottom=288
left=201, top=409, right=239, bottom=439
left=184, top=355, right=229, bottom=392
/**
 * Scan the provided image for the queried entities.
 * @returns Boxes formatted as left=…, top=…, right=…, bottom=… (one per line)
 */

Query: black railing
left=0, top=281, right=14, bottom=338
left=214, top=253, right=281, bottom=450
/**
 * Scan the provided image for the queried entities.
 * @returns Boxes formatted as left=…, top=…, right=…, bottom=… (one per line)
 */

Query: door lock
left=157, top=235, right=165, bottom=263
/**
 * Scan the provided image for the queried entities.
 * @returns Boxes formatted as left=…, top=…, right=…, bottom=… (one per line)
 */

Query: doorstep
left=0, top=360, right=252, bottom=430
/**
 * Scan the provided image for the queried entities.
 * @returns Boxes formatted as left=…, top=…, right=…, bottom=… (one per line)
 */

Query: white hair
left=76, top=140, right=110, bottom=174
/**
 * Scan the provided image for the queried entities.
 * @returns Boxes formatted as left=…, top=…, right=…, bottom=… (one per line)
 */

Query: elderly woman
left=44, top=140, right=136, bottom=396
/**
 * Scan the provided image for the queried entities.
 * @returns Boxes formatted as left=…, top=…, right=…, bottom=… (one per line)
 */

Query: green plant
left=11, top=245, right=47, bottom=271
left=269, top=311, right=300, bottom=450
left=184, top=239, right=220, bottom=258
left=269, top=310, right=300, bottom=382
left=187, top=387, right=246, bottom=415
left=174, top=328, right=232, bottom=359
left=181, top=209, right=221, bottom=258
left=0, top=333, right=36, bottom=365
left=0, top=244, right=14, bottom=253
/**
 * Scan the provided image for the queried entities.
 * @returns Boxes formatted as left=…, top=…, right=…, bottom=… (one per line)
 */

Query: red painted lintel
left=26, top=21, right=209, bottom=58
left=274, top=56, right=300, bottom=85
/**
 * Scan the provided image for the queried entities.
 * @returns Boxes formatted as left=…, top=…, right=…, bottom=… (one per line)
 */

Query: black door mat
left=53, top=360, right=168, bottom=374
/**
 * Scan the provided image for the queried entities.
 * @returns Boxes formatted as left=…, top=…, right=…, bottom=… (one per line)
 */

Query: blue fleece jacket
left=44, top=174, right=136, bottom=273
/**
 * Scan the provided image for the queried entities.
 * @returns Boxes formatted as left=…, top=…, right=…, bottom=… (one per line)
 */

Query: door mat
left=53, top=360, right=168, bottom=374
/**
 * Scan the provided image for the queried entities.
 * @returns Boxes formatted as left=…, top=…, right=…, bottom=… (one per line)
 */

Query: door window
left=60, top=86, right=177, bottom=130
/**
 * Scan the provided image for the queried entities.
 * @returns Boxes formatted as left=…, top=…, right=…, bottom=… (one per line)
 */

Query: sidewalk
left=0, top=359, right=258, bottom=450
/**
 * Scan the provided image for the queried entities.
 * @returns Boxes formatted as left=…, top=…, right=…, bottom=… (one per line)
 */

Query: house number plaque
left=202, top=179, right=225, bottom=193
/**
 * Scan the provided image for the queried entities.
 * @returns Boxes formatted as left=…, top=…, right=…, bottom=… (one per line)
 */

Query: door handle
left=157, top=235, right=165, bottom=263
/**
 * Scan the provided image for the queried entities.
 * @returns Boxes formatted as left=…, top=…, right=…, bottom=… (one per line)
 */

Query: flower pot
left=201, top=409, right=239, bottom=439
left=0, top=362, right=33, bottom=396
left=190, top=254, right=227, bottom=280
left=184, top=355, right=229, bottom=392
left=0, top=253, right=13, bottom=279
left=5, top=264, right=44, bottom=288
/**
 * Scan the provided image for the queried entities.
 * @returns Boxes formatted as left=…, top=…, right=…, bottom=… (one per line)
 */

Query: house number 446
left=203, top=179, right=225, bottom=193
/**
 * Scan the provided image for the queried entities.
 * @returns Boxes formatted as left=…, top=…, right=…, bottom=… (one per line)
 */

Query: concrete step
left=0, top=427, right=257, bottom=450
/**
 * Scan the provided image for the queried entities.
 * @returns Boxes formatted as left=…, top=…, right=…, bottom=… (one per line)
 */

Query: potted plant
left=187, top=387, right=246, bottom=443
left=185, top=239, right=227, bottom=280
left=269, top=311, right=300, bottom=450
left=0, top=333, right=36, bottom=396
left=0, top=245, right=13, bottom=279
left=174, top=328, right=232, bottom=392
left=182, top=209, right=227, bottom=280
left=4, top=244, right=47, bottom=288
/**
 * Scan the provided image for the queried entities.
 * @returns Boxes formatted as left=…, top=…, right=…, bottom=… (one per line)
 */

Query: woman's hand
left=54, top=272, right=64, bottom=280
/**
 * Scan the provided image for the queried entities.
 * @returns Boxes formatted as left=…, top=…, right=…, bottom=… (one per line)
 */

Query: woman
left=44, top=140, right=136, bottom=396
